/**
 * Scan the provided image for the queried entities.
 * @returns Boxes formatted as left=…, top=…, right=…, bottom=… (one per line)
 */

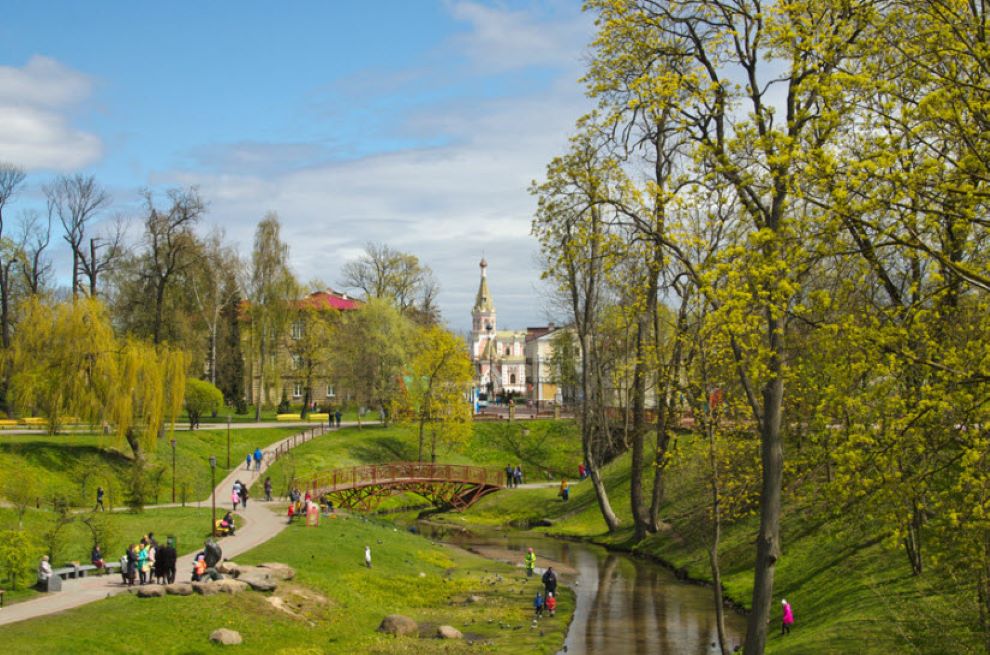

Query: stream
left=417, top=522, right=746, bottom=654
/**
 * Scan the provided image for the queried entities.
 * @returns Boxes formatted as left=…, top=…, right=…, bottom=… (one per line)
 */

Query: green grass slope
left=0, top=512, right=573, bottom=654
left=452, top=435, right=972, bottom=654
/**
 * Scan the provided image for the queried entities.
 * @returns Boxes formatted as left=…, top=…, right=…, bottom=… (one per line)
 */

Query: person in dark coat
left=542, top=566, right=558, bottom=597
left=155, top=544, right=176, bottom=584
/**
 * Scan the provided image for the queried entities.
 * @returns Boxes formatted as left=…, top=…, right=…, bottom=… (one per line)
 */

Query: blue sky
left=0, top=1, right=594, bottom=331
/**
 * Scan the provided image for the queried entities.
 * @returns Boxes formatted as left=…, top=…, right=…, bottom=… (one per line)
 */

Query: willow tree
left=9, top=297, right=185, bottom=460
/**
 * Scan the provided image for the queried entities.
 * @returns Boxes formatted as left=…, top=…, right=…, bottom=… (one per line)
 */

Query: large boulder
left=214, top=579, right=249, bottom=594
left=192, top=581, right=220, bottom=596
left=437, top=625, right=463, bottom=639
left=378, top=614, right=418, bottom=637
left=136, top=584, right=166, bottom=598
left=258, top=562, right=295, bottom=581
left=239, top=570, right=277, bottom=592
left=209, top=629, right=242, bottom=645
left=166, top=582, right=194, bottom=596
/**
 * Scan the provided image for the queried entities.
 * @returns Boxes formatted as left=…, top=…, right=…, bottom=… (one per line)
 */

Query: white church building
left=469, top=258, right=527, bottom=400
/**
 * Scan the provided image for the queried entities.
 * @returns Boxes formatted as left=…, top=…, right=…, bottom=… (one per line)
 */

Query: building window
left=292, top=382, right=303, bottom=398
left=505, top=346, right=511, bottom=356
left=326, top=385, right=335, bottom=398
left=510, top=373, right=516, bottom=384
left=291, top=321, right=303, bottom=339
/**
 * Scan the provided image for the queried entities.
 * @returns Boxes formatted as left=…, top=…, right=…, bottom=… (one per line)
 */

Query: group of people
left=504, top=464, right=524, bottom=488
left=119, top=533, right=177, bottom=586
left=231, top=479, right=249, bottom=509
left=524, top=546, right=560, bottom=619
left=245, top=447, right=264, bottom=471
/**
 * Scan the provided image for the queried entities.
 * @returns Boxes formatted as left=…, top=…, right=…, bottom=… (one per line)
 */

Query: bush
left=234, top=397, right=249, bottom=415
left=0, top=529, right=41, bottom=590
left=185, top=379, right=224, bottom=429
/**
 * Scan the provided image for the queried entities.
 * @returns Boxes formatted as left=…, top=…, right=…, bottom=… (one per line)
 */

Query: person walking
left=525, top=547, right=536, bottom=577
left=533, top=591, right=544, bottom=618
left=264, top=477, right=273, bottom=502
left=241, top=483, right=249, bottom=508
left=231, top=488, right=240, bottom=511
left=137, top=542, right=149, bottom=585
left=577, top=463, right=585, bottom=480
left=94, top=486, right=105, bottom=511
left=245, top=453, right=252, bottom=471
left=514, top=465, right=523, bottom=487
left=559, top=479, right=570, bottom=501
left=335, top=409, right=342, bottom=428
left=542, top=566, right=557, bottom=597
left=781, top=599, right=795, bottom=635
left=505, top=464, right=514, bottom=489
left=253, top=447, right=263, bottom=471
left=546, top=592, right=557, bottom=617
left=365, top=545, right=372, bottom=569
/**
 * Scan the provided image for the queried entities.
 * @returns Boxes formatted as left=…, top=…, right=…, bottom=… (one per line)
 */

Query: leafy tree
left=215, top=267, right=245, bottom=408
left=404, top=325, right=473, bottom=462
left=0, top=529, right=40, bottom=590
left=332, top=298, right=412, bottom=428
left=185, top=378, right=223, bottom=429
left=287, top=303, right=336, bottom=419
left=248, top=213, right=297, bottom=420
left=1, top=468, right=42, bottom=528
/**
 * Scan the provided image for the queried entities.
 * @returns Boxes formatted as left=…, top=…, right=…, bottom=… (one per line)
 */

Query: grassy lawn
left=0, top=426, right=302, bottom=508
left=0, top=506, right=219, bottom=605
left=0, top=511, right=573, bottom=654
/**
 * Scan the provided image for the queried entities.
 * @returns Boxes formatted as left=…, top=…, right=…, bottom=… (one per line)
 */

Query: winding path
left=0, top=426, right=327, bottom=627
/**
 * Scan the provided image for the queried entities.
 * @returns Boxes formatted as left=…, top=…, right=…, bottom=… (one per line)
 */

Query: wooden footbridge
left=305, top=463, right=506, bottom=512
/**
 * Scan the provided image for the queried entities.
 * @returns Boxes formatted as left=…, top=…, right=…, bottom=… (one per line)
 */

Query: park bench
left=42, top=561, right=122, bottom=591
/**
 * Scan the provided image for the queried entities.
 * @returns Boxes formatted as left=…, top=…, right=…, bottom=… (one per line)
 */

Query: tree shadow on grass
left=347, top=436, right=417, bottom=464
left=0, top=440, right=132, bottom=471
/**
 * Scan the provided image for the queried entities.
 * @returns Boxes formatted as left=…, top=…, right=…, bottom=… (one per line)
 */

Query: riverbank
left=441, top=440, right=970, bottom=655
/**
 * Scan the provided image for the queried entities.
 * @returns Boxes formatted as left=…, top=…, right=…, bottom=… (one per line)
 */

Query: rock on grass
left=378, top=614, right=418, bottom=637
left=209, top=628, right=242, bottom=645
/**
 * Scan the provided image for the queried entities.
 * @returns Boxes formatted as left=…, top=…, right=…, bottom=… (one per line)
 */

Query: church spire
left=474, top=258, right=494, bottom=313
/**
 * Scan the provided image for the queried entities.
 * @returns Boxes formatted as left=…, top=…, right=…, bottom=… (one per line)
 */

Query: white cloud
left=447, top=1, right=593, bottom=73
left=0, top=56, right=102, bottom=170
left=157, top=3, right=594, bottom=331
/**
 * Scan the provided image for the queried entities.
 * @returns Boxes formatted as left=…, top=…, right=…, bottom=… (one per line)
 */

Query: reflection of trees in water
left=586, top=552, right=620, bottom=652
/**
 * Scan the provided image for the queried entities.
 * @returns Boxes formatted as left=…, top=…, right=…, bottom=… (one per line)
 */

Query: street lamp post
left=226, top=415, right=231, bottom=469
left=486, top=323, right=495, bottom=404
left=170, top=439, right=177, bottom=503
left=209, top=455, right=217, bottom=538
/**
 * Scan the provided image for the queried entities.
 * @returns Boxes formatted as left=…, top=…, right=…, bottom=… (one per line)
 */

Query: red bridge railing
left=308, top=462, right=505, bottom=493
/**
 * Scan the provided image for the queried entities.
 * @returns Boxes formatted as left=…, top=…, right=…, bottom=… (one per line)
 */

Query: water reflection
left=417, top=523, right=745, bottom=655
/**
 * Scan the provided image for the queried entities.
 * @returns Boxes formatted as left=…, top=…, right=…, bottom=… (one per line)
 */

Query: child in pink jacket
left=781, top=599, right=794, bottom=635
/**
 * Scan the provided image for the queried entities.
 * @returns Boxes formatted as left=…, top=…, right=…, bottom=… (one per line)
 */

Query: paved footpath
left=0, top=427, right=323, bottom=627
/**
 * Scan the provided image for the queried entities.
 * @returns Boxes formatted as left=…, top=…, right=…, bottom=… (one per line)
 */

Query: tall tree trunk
left=125, top=427, right=143, bottom=462
left=706, top=420, right=731, bottom=655
left=583, top=334, right=620, bottom=532
left=255, top=336, right=265, bottom=422
left=153, top=280, right=166, bottom=344
left=650, top=291, right=689, bottom=529
left=743, top=318, right=784, bottom=655
left=630, top=305, right=650, bottom=540
left=418, top=414, right=426, bottom=462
